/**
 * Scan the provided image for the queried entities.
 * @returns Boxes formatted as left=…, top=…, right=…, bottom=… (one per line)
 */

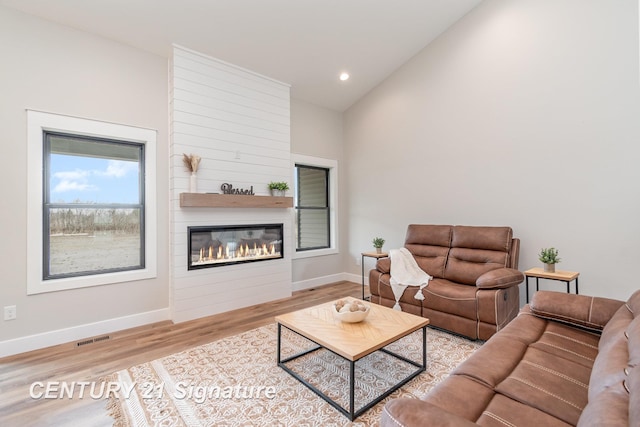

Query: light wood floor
left=0, top=281, right=364, bottom=427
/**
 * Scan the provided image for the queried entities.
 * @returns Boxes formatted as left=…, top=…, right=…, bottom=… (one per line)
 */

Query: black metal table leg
left=349, top=360, right=355, bottom=419
left=361, top=255, right=365, bottom=300
left=277, top=323, right=282, bottom=363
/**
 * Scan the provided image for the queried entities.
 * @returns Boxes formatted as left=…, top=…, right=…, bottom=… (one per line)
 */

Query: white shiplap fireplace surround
left=170, top=46, right=292, bottom=323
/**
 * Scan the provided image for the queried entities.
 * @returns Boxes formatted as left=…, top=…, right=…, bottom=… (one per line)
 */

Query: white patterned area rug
left=105, top=323, right=481, bottom=426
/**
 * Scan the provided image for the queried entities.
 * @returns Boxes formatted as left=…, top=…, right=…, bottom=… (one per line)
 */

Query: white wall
left=290, top=99, right=348, bottom=288
left=0, top=7, right=169, bottom=355
left=170, top=47, right=292, bottom=322
left=345, top=0, right=640, bottom=302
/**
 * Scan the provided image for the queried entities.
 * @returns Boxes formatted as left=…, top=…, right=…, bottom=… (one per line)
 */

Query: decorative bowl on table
left=332, top=299, right=370, bottom=323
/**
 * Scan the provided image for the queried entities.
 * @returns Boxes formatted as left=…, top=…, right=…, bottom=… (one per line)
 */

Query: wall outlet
left=4, top=305, right=16, bottom=321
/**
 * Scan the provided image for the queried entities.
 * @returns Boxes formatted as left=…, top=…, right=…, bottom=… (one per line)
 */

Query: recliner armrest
left=530, top=290, right=624, bottom=332
left=476, top=268, right=523, bottom=289
left=376, top=257, right=391, bottom=274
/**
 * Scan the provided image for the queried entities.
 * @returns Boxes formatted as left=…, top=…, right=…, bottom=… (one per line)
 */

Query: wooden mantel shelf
left=180, top=193, right=293, bottom=208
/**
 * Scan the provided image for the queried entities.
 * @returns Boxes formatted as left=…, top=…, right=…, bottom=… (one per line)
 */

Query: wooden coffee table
left=275, top=297, right=429, bottom=420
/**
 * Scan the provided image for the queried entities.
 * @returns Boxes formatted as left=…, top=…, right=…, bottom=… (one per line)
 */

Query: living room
left=1, top=0, right=639, bottom=425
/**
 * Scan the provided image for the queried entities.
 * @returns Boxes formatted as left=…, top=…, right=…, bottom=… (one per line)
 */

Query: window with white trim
left=292, top=154, right=338, bottom=258
left=44, top=132, right=145, bottom=279
left=27, top=111, right=157, bottom=294
left=295, top=164, right=329, bottom=250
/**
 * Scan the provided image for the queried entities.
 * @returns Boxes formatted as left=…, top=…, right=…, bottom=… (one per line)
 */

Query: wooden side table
left=524, top=267, right=580, bottom=303
left=361, top=251, right=388, bottom=300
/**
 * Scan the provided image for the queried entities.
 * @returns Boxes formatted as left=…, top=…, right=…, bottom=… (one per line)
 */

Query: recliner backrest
left=404, top=224, right=517, bottom=284
left=444, top=226, right=514, bottom=285
left=404, top=224, right=452, bottom=279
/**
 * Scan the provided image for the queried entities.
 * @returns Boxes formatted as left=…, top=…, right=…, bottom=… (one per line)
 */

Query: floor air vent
left=76, top=335, right=110, bottom=347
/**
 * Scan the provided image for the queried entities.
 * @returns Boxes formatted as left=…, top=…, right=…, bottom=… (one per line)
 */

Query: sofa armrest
left=376, top=257, right=391, bottom=274
left=530, top=290, right=624, bottom=332
left=476, top=268, right=524, bottom=289
left=381, top=399, right=478, bottom=427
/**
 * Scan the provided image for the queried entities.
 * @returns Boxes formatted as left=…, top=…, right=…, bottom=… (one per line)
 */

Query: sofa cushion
left=530, top=291, right=624, bottom=332
left=407, top=245, right=449, bottom=279
left=421, top=375, right=496, bottom=422
left=444, top=248, right=509, bottom=285
left=451, top=225, right=512, bottom=252
left=422, top=278, right=478, bottom=320
left=494, top=346, right=591, bottom=425
left=382, top=399, right=479, bottom=427
left=478, top=394, right=574, bottom=427
left=529, top=321, right=600, bottom=369
left=452, top=335, right=528, bottom=388
left=404, top=224, right=452, bottom=278
left=405, top=224, right=452, bottom=247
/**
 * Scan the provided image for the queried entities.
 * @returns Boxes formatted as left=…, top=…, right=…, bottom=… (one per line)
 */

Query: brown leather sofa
left=369, top=224, right=523, bottom=340
left=380, top=290, right=639, bottom=426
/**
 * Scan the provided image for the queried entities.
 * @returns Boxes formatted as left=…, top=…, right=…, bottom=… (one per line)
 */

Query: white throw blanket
left=389, top=248, right=432, bottom=311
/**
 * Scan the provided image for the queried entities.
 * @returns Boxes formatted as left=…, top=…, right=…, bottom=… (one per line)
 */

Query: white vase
left=189, top=172, right=197, bottom=193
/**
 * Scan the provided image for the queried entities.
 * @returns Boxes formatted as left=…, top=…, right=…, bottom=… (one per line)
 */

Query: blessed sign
left=221, top=183, right=255, bottom=195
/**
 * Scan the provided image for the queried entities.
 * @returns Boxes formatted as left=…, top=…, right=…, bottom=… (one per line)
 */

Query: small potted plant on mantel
left=268, top=181, right=289, bottom=197
left=539, top=247, right=561, bottom=273
left=372, top=237, right=385, bottom=254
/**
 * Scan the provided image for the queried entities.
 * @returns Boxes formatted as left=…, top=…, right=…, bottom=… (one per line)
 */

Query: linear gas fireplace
left=188, top=224, right=283, bottom=270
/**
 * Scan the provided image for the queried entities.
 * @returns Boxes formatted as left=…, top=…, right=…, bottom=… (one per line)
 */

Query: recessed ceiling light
left=339, top=72, right=350, bottom=81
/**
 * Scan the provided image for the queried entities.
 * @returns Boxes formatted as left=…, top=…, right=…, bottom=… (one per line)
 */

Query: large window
left=27, top=111, right=157, bottom=294
left=292, top=154, right=338, bottom=258
left=295, top=165, right=329, bottom=251
left=44, top=132, right=145, bottom=279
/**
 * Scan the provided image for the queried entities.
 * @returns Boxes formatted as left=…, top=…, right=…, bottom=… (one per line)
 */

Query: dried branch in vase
left=182, top=153, right=202, bottom=173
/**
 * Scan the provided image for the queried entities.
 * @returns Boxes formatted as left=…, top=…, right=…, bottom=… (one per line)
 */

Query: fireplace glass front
left=188, top=224, right=283, bottom=270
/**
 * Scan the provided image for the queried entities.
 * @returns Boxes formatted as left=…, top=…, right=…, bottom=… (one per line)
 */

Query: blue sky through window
left=50, top=154, right=139, bottom=204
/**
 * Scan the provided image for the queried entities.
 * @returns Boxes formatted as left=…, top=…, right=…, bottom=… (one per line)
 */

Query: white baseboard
left=0, top=308, right=170, bottom=358
left=292, top=272, right=360, bottom=291
left=344, top=272, right=364, bottom=285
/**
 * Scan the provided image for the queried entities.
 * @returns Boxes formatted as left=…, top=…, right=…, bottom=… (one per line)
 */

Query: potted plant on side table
left=539, top=247, right=561, bottom=273
left=372, top=237, right=385, bottom=254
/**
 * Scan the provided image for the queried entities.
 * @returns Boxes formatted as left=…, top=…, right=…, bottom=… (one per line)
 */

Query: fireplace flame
left=192, top=236, right=281, bottom=268
left=200, top=241, right=278, bottom=262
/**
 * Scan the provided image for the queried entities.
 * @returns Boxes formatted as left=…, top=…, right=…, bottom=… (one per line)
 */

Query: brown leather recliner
left=380, top=290, right=638, bottom=426
left=369, top=224, right=524, bottom=340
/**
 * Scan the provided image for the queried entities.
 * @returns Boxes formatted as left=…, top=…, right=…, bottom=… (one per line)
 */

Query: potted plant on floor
left=539, top=247, right=560, bottom=273
left=372, top=237, right=385, bottom=254
left=268, top=181, right=289, bottom=197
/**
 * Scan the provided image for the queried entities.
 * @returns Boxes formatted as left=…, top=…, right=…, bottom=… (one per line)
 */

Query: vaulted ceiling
left=0, top=0, right=482, bottom=111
